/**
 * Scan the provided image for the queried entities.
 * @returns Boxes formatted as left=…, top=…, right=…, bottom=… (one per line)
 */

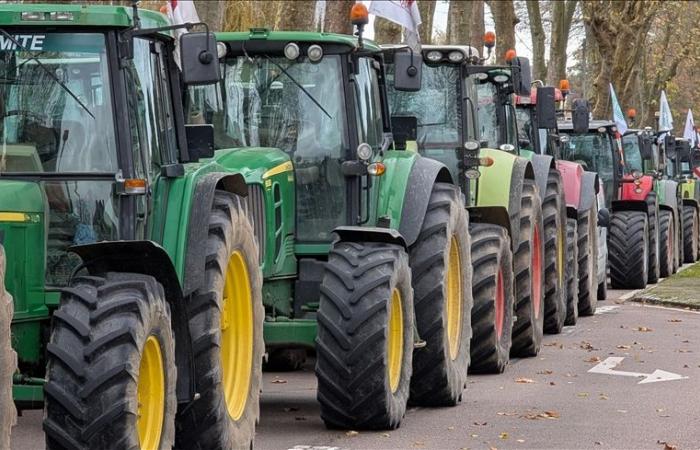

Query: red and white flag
left=368, top=0, right=422, bottom=50
left=165, top=0, right=200, bottom=29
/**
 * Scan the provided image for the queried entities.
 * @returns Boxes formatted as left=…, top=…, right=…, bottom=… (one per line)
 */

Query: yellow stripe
left=262, top=161, right=293, bottom=180
left=0, top=212, right=29, bottom=222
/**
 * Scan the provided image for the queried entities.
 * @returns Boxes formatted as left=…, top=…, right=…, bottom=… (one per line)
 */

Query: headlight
left=426, top=50, right=442, bottom=62
left=493, top=74, right=509, bottom=83
left=357, top=143, right=373, bottom=161
left=216, top=42, right=228, bottom=59
left=284, top=42, right=300, bottom=60
left=448, top=51, right=464, bottom=63
left=464, top=141, right=480, bottom=151
left=307, top=44, right=323, bottom=62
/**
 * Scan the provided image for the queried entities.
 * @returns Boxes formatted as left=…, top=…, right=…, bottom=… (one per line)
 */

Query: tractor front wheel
left=316, top=242, right=413, bottom=430
left=0, top=246, right=15, bottom=450
left=409, top=183, right=472, bottom=406
left=510, top=179, right=545, bottom=357
left=176, top=190, right=264, bottom=450
left=609, top=211, right=649, bottom=289
left=468, top=223, right=514, bottom=374
left=542, top=170, right=567, bottom=334
left=577, top=208, right=599, bottom=316
left=659, top=209, right=675, bottom=277
left=564, top=218, right=579, bottom=326
left=44, top=273, right=177, bottom=450
left=683, top=205, right=699, bottom=263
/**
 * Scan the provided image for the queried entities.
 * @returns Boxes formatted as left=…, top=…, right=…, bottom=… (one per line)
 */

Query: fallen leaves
left=579, top=341, right=598, bottom=351
left=577, top=392, right=589, bottom=398
left=657, top=440, right=678, bottom=450
left=668, top=319, right=682, bottom=323
left=515, top=377, right=535, bottom=384
left=521, top=410, right=560, bottom=420
left=616, top=345, right=631, bottom=350
left=635, top=326, right=654, bottom=332
left=497, top=411, right=518, bottom=416
left=271, top=377, right=287, bottom=384
left=499, top=432, right=509, bottom=440
left=345, top=430, right=359, bottom=437
left=537, top=369, right=553, bottom=375
left=586, top=356, right=602, bottom=363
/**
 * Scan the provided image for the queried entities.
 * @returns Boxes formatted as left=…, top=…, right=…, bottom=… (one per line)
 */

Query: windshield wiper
left=263, top=55, right=332, bottom=120
left=0, top=30, right=94, bottom=119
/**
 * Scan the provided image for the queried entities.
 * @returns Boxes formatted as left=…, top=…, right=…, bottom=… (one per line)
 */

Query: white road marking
left=595, top=305, right=620, bottom=314
left=588, top=357, right=688, bottom=384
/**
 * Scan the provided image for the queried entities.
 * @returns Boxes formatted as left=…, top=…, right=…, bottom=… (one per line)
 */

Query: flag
left=369, top=0, right=422, bottom=51
left=683, top=109, right=696, bottom=147
left=609, top=83, right=627, bottom=135
left=163, top=0, right=200, bottom=66
left=659, top=90, right=674, bottom=133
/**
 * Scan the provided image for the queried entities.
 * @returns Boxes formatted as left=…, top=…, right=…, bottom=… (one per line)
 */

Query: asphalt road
left=11, top=288, right=700, bottom=450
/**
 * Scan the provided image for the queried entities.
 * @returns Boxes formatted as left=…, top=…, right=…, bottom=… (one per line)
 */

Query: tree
left=469, top=1, right=485, bottom=50
left=418, top=0, right=436, bottom=44
left=275, top=0, right=316, bottom=30
left=447, top=0, right=470, bottom=45
left=374, top=17, right=402, bottom=43
left=223, top=1, right=280, bottom=32
left=490, top=0, right=519, bottom=63
left=548, top=0, right=578, bottom=85
left=324, top=0, right=354, bottom=34
left=525, top=0, right=546, bottom=81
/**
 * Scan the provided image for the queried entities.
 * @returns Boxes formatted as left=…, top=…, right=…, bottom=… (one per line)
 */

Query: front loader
left=383, top=42, right=546, bottom=375
left=3, top=4, right=265, bottom=449
left=190, top=6, right=474, bottom=430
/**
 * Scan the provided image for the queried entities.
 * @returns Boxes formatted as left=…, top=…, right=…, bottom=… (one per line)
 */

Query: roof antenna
left=131, top=0, right=141, bottom=30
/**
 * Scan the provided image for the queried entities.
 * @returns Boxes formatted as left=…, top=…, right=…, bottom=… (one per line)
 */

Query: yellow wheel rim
left=557, top=227, right=565, bottom=286
left=137, top=335, right=165, bottom=450
left=220, top=250, right=254, bottom=421
left=387, top=288, right=403, bottom=393
left=446, top=236, right=463, bottom=360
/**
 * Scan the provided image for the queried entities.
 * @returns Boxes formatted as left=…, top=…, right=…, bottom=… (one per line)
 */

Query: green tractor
left=382, top=43, right=547, bottom=374
left=671, top=137, right=700, bottom=263
left=1, top=244, right=15, bottom=449
left=3, top=4, right=266, bottom=449
left=190, top=17, right=474, bottom=429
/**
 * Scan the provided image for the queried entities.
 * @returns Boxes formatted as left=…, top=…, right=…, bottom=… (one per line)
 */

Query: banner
left=609, top=83, right=628, bottom=135
left=369, top=0, right=422, bottom=51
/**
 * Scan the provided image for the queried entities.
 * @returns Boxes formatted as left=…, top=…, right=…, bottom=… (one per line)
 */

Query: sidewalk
left=631, top=262, right=700, bottom=309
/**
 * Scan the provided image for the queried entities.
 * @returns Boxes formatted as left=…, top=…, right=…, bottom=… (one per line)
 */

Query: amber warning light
left=350, top=3, right=369, bottom=26
left=484, top=31, right=496, bottom=49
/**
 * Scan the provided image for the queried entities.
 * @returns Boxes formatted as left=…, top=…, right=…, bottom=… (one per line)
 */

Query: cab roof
left=0, top=4, right=169, bottom=29
left=558, top=119, right=616, bottom=132
left=216, top=29, right=381, bottom=53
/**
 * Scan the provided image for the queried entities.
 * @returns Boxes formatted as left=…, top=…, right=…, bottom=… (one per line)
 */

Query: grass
left=630, top=261, right=700, bottom=310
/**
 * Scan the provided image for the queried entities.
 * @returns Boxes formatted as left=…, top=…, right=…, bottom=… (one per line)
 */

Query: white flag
left=609, top=83, right=628, bottom=135
left=683, top=109, right=696, bottom=147
left=164, top=1, right=200, bottom=67
left=369, top=0, right=422, bottom=50
left=659, top=90, right=674, bottom=133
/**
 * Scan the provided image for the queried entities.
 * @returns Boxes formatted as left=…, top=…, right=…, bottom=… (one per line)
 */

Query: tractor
left=3, top=4, right=265, bottom=449
left=382, top=42, right=546, bottom=375
left=516, top=86, right=607, bottom=323
left=670, top=137, right=700, bottom=263
left=188, top=6, right=474, bottom=430
left=1, top=244, right=15, bottom=449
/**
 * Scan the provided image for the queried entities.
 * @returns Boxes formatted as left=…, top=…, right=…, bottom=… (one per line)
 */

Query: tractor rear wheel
left=647, top=208, right=660, bottom=284
left=609, top=211, right=649, bottom=289
left=0, top=246, right=15, bottom=450
left=44, top=273, right=177, bottom=450
left=316, top=242, right=413, bottom=430
left=659, top=209, right=675, bottom=277
left=409, top=183, right=472, bottom=406
left=468, top=223, right=514, bottom=374
left=542, top=170, right=567, bottom=334
left=683, top=204, right=699, bottom=263
left=176, top=191, right=264, bottom=450
left=510, top=179, right=545, bottom=357
left=564, top=218, right=579, bottom=326
left=577, top=208, right=598, bottom=316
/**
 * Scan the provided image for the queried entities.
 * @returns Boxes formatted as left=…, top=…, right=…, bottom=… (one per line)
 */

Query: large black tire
left=468, top=223, right=514, bottom=374
left=0, top=246, right=15, bottom=450
left=176, top=191, right=264, bottom=450
left=609, top=211, right=649, bottom=289
left=510, top=179, right=545, bottom=357
left=683, top=204, right=699, bottom=263
left=44, top=273, right=177, bottom=450
left=409, top=183, right=472, bottom=406
left=564, top=218, right=579, bottom=326
left=647, top=206, right=660, bottom=284
left=577, top=208, right=598, bottom=316
left=316, top=242, right=414, bottom=430
left=542, top=170, right=567, bottom=334
left=658, top=209, right=675, bottom=277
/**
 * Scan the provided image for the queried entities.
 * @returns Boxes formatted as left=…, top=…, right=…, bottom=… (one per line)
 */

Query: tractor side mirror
left=678, top=140, right=691, bottom=162
left=391, top=115, right=418, bottom=150
left=638, top=134, right=654, bottom=160
left=180, top=32, right=221, bottom=85
left=692, top=149, right=700, bottom=169
left=511, top=56, right=531, bottom=96
left=393, top=51, right=421, bottom=92
left=572, top=99, right=590, bottom=134
left=664, top=135, right=677, bottom=158
left=597, top=207, right=610, bottom=228
left=536, top=86, right=557, bottom=129
left=185, top=124, right=215, bottom=161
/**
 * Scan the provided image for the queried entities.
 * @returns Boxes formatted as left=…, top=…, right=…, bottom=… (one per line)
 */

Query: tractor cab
left=515, top=87, right=563, bottom=159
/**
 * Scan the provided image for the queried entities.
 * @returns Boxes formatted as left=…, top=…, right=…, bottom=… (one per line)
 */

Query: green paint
left=476, top=148, right=517, bottom=209
left=216, top=29, right=381, bottom=53
left=0, top=4, right=168, bottom=29
left=376, top=150, right=418, bottom=229
left=263, top=319, right=317, bottom=348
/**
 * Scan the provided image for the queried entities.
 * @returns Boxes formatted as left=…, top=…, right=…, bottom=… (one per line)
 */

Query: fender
left=69, top=241, right=194, bottom=404
left=379, top=153, right=453, bottom=248
left=332, top=226, right=407, bottom=249
left=468, top=206, right=511, bottom=236
left=556, top=160, right=584, bottom=210
left=529, top=154, right=555, bottom=204
left=656, top=179, right=679, bottom=212
left=182, top=172, right=248, bottom=296
left=506, top=156, right=535, bottom=251
left=579, top=171, right=599, bottom=213
left=621, top=175, right=654, bottom=202
left=682, top=198, right=700, bottom=210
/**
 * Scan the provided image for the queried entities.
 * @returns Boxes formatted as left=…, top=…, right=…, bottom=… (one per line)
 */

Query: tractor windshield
left=387, top=63, right=462, bottom=177
left=621, top=134, right=644, bottom=174
left=562, top=131, right=616, bottom=207
left=0, top=33, right=117, bottom=174
left=475, top=81, right=499, bottom=148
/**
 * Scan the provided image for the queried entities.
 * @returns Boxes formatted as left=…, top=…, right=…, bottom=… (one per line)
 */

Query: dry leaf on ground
left=616, top=345, right=631, bottom=350
left=636, top=326, right=653, bottom=332
left=515, top=377, right=535, bottom=384
left=586, top=356, right=602, bottom=363
left=345, top=430, right=359, bottom=437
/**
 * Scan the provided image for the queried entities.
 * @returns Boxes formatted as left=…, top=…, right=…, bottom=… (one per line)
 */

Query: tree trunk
left=223, top=1, right=279, bottom=32
left=469, top=1, right=485, bottom=50
left=526, top=0, right=546, bottom=81
left=374, top=17, right=402, bottom=44
left=447, top=0, right=470, bottom=45
left=276, top=0, right=316, bottom=30
left=418, top=0, right=436, bottom=44
left=195, top=1, right=227, bottom=31
left=324, top=0, right=354, bottom=34
left=547, top=0, right=577, bottom=86
left=491, top=0, right=519, bottom=63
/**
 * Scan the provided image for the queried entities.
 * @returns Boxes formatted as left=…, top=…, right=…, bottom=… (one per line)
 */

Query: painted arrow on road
left=588, top=357, right=688, bottom=384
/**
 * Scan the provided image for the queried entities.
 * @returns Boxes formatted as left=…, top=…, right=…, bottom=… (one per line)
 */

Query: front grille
left=246, top=183, right=266, bottom=262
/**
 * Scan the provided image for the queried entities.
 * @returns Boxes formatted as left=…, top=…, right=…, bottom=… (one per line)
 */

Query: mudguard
left=70, top=241, right=194, bottom=403
left=332, top=226, right=407, bottom=249
left=379, top=152, right=453, bottom=248
left=579, top=171, right=599, bottom=213
left=529, top=154, right=555, bottom=204
left=657, top=179, right=679, bottom=212
left=621, top=175, right=655, bottom=202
